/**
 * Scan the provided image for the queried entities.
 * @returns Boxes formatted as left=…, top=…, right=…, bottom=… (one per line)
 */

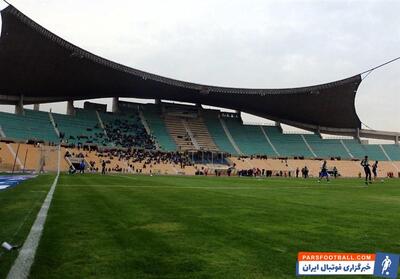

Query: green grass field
left=1, top=174, right=400, bottom=278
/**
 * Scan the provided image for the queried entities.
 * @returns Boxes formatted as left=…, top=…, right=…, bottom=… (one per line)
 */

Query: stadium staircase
left=139, top=110, right=160, bottom=150
left=301, top=135, right=317, bottom=158
left=181, top=119, right=200, bottom=149
left=95, top=110, right=108, bottom=138
left=224, top=118, right=279, bottom=156
left=219, top=117, right=243, bottom=155
left=185, top=116, right=219, bottom=151
left=260, top=126, right=280, bottom=156
left=265, top=127, right=313, bottom=158
left=48, top=111, right=60, bottom=137
left=340, top=139, right=354, bottom=158
left=343, top=139, right=387, bottom=161
left=164, top=114, right=197, bottom=151
left=382, top=144, right=400, bottom=161
left=141, top=105, right=177, bottom=152
left=202, top=111, right=239, bottom=155
left=304, top=135, right=350, bottom=159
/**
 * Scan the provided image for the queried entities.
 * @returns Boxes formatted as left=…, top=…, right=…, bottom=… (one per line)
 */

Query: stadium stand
left=185, top=116, right=219, bottom=151
left=203, top=111, right=238, bottom=155
left=343, top=140, right=387, bottom=161
left=99, top=111, right=155, bottom=149
left=382, top=144, right=400, bottom=161
left=304, top=135, right=351, bottom=159
left=0, top=104, right=398, bottom=178
left=164, top=114, right=197, bottom=151
left=53, top=109, right=106, bottom=146
left=160, top=104, right=219, bottom=152
left=0, top=110, right=59, bottom=143
left=264, top=127, right=314, bottom=158
left=223, top=119, right=275, bottom=155
left=141, top=105, right=177, bottom=152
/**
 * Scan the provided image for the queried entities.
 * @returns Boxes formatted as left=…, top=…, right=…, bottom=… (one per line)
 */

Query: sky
left=0, top=0, right=399, bottom=133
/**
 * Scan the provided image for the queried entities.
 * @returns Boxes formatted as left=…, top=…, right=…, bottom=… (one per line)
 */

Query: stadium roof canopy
left=0, top=5, right=376, bottom=136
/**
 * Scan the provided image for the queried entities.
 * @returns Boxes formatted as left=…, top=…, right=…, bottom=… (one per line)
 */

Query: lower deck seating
left=0, top=110, right=59, bottom=143
left=0, top=105, right=398, bottom=163
left=203, top=111, right=238, bottom=155
left=304, top=135, right=350, bottom=159
left=343, top=140, right=387, bottom=161
left=264, top=127, right=313, bottom=158
left=383, top=144, right=400, bottom=161
left=0, top=142, right=398, bottom=177
left=224, top=119, right=275, bottom=155
left=53, top=110, right=106, bottom=146
left=141, top=105, right=177, bottom=152
left=100, top=111, right=155, bottom=149
left=186, top=116, right=219, bottom=151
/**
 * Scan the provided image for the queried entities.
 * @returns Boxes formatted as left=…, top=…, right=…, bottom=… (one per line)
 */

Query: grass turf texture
left=0, top=174, right=54, bottom=278
left=2, top=174, right=400, bottom=278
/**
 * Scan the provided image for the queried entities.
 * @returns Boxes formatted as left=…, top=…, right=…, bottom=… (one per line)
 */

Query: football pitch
left=1, top=174, right=399, bottom=278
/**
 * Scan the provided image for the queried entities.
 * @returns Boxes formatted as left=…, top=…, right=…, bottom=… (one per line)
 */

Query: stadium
left=0, top=1, right=399, bottom=278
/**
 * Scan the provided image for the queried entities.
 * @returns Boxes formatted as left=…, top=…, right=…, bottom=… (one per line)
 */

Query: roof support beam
left=14, top=94, right=24, bottom=115
left=112, top=97, right=119, bottom=113
left=66, top=100, right=75, bottom=116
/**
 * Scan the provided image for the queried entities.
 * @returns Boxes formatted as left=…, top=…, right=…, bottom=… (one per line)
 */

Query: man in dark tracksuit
left=101, top=160, right=106, bottom=175
left=372, top=161, right=378, bottom=180
left=360, top=156, right=372, bottom=185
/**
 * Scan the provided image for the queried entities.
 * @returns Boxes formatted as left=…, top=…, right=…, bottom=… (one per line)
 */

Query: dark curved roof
left=0, top=5, right=362, bottom=130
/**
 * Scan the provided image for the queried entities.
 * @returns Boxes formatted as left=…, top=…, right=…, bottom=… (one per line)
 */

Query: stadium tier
left=382, top=144, right=400, bottom=161
left=0, top=110, right=59, bottom=143
left=0, top=105, right=399, bottom=163
left=203, top=111, right=238, bottom=155
left=263, top=126, right=314, bottom=158
left=303, top=135, right=350, bottom=159
left=52, top=109, right=106, bottom=146
left=99, top=110, right=155, bottom=149
left=141, top=105, right=177, bottom=152
left=342, top=139, right=387, bottom=161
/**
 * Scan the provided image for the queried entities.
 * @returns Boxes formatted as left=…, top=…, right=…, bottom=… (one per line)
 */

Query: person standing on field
left=101, top=160, right=106, bottom=175
left=360, top=156, right=372, bottom=185
left=318, top=160, right=329, bottom=182
left=372, top=161, right=378, bottom=180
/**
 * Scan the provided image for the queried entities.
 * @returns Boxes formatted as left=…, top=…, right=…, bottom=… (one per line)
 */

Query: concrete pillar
left=276, top=122, right=283, bottom=132
left=15, top=95, right=24, bottom=115
left=33, top=103, right=40, bottom=111
left=235, top=110, right=241, bottom=119
left=196, top=103, right=203, bottom=115
left=67, top=100, right=75, bottom=116
left=112, top=97, right=119, bottom=113
left=395, top=136, right=399, bottom=145
left=316, top=127, right=322, bottom=138
left=354, top=128, right=361, bottom=142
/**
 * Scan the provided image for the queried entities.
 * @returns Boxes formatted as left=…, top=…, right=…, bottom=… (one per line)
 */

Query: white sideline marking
left=7, top=146, right=60, bottom=279
left=6, top=174, right=59, bottom=279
